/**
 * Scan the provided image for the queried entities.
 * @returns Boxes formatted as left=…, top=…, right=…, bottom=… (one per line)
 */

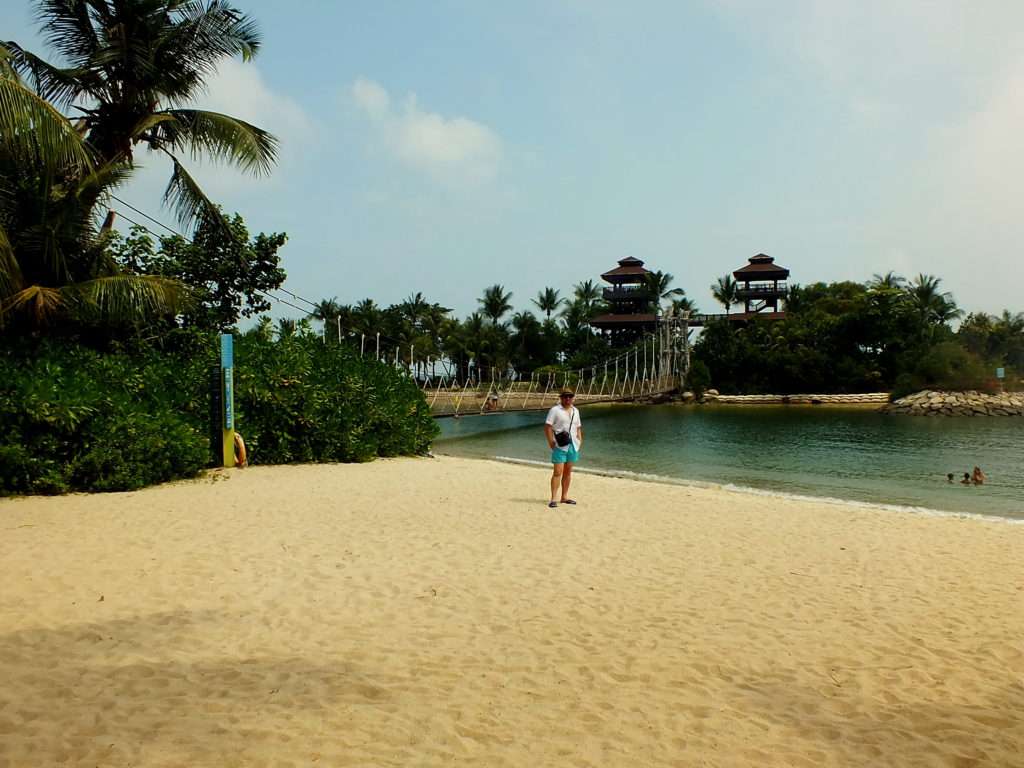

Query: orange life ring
left=233, top=432, right=248, bottom=468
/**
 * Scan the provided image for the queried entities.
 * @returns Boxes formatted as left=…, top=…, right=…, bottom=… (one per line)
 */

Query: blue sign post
left=220, top=333, right=235, bottom=467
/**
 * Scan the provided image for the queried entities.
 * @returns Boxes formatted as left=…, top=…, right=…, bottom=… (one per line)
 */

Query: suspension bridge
left=415, top=316, right=691, bottom=417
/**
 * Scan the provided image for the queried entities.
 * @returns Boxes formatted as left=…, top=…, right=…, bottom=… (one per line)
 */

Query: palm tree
left=573, top=279, right=602, bottom=311
left=868, top=271, right=905, bottom=290
left=351, top=298, right=381, bottom=335
left=463, top=311, right=489, bottom=374
left=711, top=274, right=739, bottom=314
left=400, top=291, right=430, bottom=329
left=6, top=0, right=277, bottom=230
left=1, top=52, right=187, bottom=328
left=532, top=287, right=563, bottom=320
left=907, top=274, right=961, bottom=326
left=309, top=297, right=342, bottom=323
left=643, top=270, right=686, bottom=315
left=478, top=284, right=513, bottom=325
left=276, top=317, right=296, bottom=338
left=670, top=296, right=698, bottom=317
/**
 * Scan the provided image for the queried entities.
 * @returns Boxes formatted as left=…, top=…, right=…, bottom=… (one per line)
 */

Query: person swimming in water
left=961, top=472, right=972, bottom=485
left=972, top=466, right=986, bottom=485
left=947, top=473, right=954, bottom=483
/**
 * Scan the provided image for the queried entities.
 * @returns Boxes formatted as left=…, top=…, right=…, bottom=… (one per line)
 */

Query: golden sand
left=1, top=457, right=1021, bottom=767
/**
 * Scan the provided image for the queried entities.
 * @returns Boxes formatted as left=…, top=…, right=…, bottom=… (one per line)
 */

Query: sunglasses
left=560, top=393, right=575, bottom=398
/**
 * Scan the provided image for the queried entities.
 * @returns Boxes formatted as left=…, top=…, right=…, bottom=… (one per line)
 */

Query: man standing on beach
left=544, top=388, right=583, bottom=508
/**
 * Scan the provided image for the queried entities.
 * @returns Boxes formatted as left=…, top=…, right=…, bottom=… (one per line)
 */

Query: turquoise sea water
left=435, top=405, right=1024, bottom=521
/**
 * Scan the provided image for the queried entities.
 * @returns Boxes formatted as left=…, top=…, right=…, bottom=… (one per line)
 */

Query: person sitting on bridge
left=545, top=388, right=583, bottom=508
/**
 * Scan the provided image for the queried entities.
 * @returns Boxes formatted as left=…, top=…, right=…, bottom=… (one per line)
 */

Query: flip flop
left=548, top=501, right=558, bottom=508
left=560, top=499, right=577, bottom=505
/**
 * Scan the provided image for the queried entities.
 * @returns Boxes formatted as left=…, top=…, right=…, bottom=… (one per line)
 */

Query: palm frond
left=0, top=58, right=95, bottom=173
left=163, top=109, right=277, bottom=174
left=35, top=0, right=102, bottom=66
left=2, top=41, right=85, bottom=107
left=172, top=0, right=262, bottom=65
left=0, top=223, right=24, bottom=299
left=0, top=284, right=66, bottom=327
left=162, top=152, right=228, bottom=230
left=72, top=274, right=192, bottom=322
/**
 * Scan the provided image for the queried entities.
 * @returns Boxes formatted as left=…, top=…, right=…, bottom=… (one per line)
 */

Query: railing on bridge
left=418, top=319, right=690, bottom=417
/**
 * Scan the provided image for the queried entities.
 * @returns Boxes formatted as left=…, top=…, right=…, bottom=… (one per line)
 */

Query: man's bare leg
left=560, top=463, right=573, bottom=501
left=550, top=463, right=564, bottom=503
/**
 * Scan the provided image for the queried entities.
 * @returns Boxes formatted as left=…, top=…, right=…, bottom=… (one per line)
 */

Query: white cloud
left=707, top=0, right=1024, bottom=313
left=352, top=78, right=391, bottom=119
left=350, top=77, right=502, bottom=183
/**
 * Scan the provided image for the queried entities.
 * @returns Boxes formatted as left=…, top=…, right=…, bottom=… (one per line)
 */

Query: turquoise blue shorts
left=551, top=444, right=579, bottom=464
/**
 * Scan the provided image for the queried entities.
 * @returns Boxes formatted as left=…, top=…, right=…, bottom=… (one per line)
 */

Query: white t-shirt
left=545, top=405, right=582, bottom=450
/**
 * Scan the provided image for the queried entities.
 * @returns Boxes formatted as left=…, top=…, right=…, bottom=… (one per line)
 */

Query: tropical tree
left=711, top=274, right=739, bottom=314
left=532, top=287, right=563, bottom=320
left=572, top=279, right=602, bottom=314
left=276, top=317, right=296, bottom=338
left=643, top=270, right=686, bottom=315
left=399, top=291, right=431, bottom=330
left=115, top=212, right=286, bottom=331
left=509, top=310, right=545, bottom=372
left=907, top=274, right=961, bottom=327
left=670, top=296, right=698, bottom=317
left=6, top=0, right=277, bottom=230
left=1, top=49, right=186, bottom=329
left=478, top=284, right=513, bottom=326
left=309, top=297, right=342, bottom=323
left=868, top=271, right=906, bottom=290
left=351, top=298, right=381, bottom=336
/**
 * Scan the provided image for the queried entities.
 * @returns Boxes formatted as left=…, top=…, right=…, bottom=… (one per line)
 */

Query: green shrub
left=685, top=359, right=711, bottom=397
left=0, top=329, right=439, bottom=495
left=232, top=332, right=437, bottom=465
left=0, top=339, right=212, bottom=494
left=914, top=342, right=994, bottom=393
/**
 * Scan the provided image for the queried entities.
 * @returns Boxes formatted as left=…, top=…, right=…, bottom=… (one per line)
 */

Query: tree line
left=691, top=274, right=1023, bottom=396
left=297, top=269, right=694, bottom=380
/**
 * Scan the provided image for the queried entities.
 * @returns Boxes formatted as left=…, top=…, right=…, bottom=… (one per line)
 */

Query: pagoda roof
left=733, top=253, right=790, bottom=280
left=601, top=256, right=651, bottom=280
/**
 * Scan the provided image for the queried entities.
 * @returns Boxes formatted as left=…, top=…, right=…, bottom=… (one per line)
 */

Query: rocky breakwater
left=883, top=390, right=1024, bottom=416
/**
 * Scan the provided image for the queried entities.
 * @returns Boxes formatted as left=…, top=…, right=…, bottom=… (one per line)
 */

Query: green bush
left=914, top=342, right=994, bottom=393
left=232, top=332, right=437, bottom=464
left=0, top=330, right=439, bottom=495
left=685, top=359, right=711, bottom=397
left=0, top=338, right=212, bottom=494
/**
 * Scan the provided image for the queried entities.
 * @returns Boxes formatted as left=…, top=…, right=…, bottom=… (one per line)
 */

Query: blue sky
left=8, top=1, right=1024, bottom=319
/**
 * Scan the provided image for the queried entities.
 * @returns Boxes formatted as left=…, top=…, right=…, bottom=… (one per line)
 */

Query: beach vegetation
left=0, top=328, right=438, bottom=495
left=532, top=287, right=564, bottom=320
left=643, top=270, right=686, bottom=315
left=711, top=274, right=739, bottom=314
left=478, top=284, right=514, bottom=326
left=108, top=214, right=287, bottom=332
left=693, top=278, right=1020, bottom=396
left=4, top=0, right=277, bottom=231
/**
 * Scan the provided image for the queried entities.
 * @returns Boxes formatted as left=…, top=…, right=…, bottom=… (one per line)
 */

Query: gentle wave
left=489, top=455, right=1024, bottom=525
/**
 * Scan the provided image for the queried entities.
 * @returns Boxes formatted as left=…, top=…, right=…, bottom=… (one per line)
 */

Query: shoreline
left=459, top=453, right=1024, bottom=525
left=2, top=456, right=1022, bottom=766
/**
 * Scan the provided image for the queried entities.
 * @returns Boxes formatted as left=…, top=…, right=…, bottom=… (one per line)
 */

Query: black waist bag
left=554, top=410, right=575, bottom=447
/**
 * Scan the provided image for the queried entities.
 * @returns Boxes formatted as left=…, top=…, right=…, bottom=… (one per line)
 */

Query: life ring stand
left=233, top=432, right=248, bottom=468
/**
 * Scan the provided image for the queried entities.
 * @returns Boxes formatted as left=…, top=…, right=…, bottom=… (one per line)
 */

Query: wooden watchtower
left=733, top=253, right=790, bottom=315
left=589, top=257, right=657, bottom=344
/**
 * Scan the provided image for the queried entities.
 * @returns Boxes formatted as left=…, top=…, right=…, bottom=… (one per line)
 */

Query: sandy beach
left=1, top=456, right=1021, bottom=767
